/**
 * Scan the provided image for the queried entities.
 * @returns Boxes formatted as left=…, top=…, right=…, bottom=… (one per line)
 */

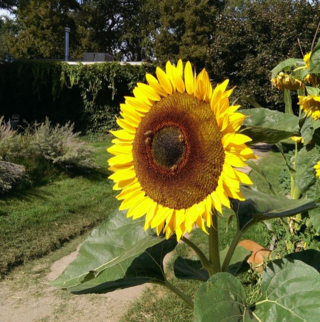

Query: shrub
left=0, top=160, right=26, bottom=194
left=30, top=118, right=99, bottom=170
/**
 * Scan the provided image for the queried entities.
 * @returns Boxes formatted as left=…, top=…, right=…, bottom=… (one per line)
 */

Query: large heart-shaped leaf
left=194, top=272, right=257, bottom=322
left=252, top=259, right=320, bottom=321
left=52, top=209, right=177, bottom=293
left=231, top=187, right=317, bottom=232
left=194, top=259, right=320, bottom=322
left=240, top=108, right=299, bottom=144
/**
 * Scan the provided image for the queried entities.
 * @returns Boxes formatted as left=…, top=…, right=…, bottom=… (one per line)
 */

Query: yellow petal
left=184, top=61, right=194, bottom=95
left=125, top=96, right=150, bottom=113
left=116, top=118, right=136, bottom=134
left=110, top=130, right=134, bottom=141
left=177, top=59, right=183, bottom=76
left=119, top=190, right=145, bottom=211
left=108, top=154, right=133, bottom=166
left=156, top=67, right=173, bottom=94
left=146, top=73, right=168, bottom=97
left=137, top=83, right=161, bottom=101
left=128, top=197, right=153, bottom=220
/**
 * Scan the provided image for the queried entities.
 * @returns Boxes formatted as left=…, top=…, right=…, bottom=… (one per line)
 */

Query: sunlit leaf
left=52, top=209, right=177, bottom=293
left=252, top=259, right=320, bottom=321
left=194, top=273, right=256, bottom=322
left=240, top=108, right=299, bottom=144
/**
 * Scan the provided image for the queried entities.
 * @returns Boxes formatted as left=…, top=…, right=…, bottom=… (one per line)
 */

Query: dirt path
left=0, top=144, right=271, bottom=322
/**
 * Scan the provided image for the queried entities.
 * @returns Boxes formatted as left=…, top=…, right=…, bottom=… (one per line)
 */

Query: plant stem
left=221, top=230, right=243, bottom=272
left=181, top=236, right=211, bottom=272
left=208, top=214, right=221, bottom=275
left=161, top=280, right=194, bottom=309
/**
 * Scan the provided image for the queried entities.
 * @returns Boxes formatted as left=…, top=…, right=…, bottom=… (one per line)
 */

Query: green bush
left=30, top=118, right=99, bottom=170
left=0, top=161, right=26, bottom=194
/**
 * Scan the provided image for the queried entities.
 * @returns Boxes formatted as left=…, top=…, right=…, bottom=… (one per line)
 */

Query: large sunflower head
left=298, top=95, right=320, bottom=120
left=108, top=60, right=257, bottom=240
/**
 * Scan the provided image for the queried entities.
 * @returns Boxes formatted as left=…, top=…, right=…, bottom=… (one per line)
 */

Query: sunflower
left=108, top=60, right=256, bottom=240
left=315, top=161, right=320, bottom=179
left=298, top=95, right=320, bottom=120
left=271, top=72, right=304, bottom=91
left=303, top=52, right=319, bottom=86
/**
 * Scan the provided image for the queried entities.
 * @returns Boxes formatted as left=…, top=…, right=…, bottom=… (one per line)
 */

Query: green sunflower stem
left=181, top=236, right=212, bottom=272
left=221, top=230, right=243, bottom=272
left=161, top=280, right=194, bottom=309
left=208, top=214, right=221, bottom=275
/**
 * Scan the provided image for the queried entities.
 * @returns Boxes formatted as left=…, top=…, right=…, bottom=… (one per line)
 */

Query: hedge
left=0, top=61, right=155, bottom=133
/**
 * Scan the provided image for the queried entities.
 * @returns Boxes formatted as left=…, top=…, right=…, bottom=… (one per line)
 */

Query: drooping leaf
left=251, top=259, right=320, bottom=321
left=295, top=145, right=320, bottom=195
left=240, top=108, right=299, bottom=144
left=52, top=209, right=177, bottom=293
left=194, top=273, right=257, bottom=322
left=271, top=58, right=303, bottom=78
left=174, top=257, right=209, bottom=281
left=310, top=38, right=320, bottom=74
left=231, top=187, right=317, bottom=232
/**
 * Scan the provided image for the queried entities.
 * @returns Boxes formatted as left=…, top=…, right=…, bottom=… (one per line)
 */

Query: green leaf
left=300, top=117, right=320, bottom=146
left=231, top=187, right=317, bottom=232
left=52, top=209, right=177, bottom=293
left=247, top=160, right=279, bottom=196
left=305, top=181, right=320, bottom=233
left=173, top=257, right=209, bottom=281
left=195, top=259, right=320, bottom=322
left=271, top=58, right=303, bottom=78
left=194, top=273, right=257, bottom=322
left=310, top=38, right=320, bottom=74
left=252, top=259, right=320, bottom=321
left=306, top=86, right=320, bottom=96
left=295, top=145, right=320, bottom=195
left=240, top=108, right=299, bottom=144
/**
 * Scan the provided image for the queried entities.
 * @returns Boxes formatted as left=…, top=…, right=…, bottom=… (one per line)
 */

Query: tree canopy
left=1, top=0, right=320, bottom=110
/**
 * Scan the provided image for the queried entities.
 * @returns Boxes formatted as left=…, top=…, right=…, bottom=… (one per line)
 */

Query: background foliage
left=0, top=0, right=319, bottom=121
left=0, top=61, right=155, bottom=132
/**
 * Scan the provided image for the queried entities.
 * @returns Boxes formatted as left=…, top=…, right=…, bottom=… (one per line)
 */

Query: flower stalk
left=208, top=213, right=221, bottom=275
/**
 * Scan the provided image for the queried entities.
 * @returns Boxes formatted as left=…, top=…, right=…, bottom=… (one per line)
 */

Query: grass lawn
left=0, top=135, right=119, bottom=276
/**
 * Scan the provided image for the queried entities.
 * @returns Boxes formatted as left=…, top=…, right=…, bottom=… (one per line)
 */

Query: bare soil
left=0, top=144, right=270, bottom=322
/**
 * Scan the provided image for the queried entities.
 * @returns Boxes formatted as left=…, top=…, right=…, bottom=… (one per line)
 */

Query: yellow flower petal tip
left=108, top=60, right=256, bottom=241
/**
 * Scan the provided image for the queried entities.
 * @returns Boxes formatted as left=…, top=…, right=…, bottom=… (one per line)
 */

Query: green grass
left=0, top=135, right=118, bottom=276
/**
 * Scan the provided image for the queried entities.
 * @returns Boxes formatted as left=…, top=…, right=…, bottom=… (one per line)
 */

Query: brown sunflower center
left=133, top=92, right=225, bottom=210
left=151, top=126, right=186, bottom=170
